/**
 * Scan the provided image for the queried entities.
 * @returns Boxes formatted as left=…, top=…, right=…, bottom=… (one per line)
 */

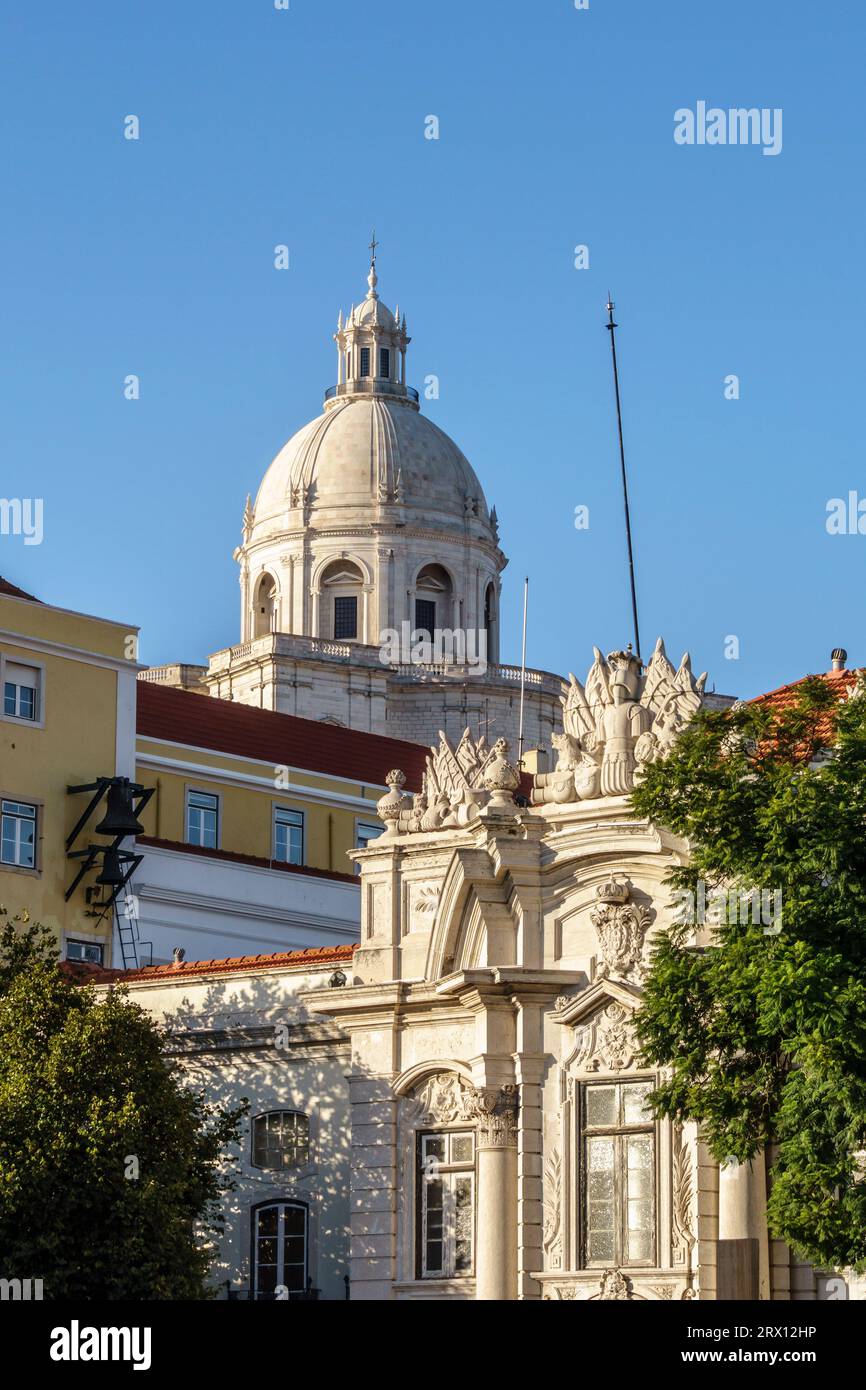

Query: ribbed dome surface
left=347, top=295, right=397, bottom=330
left=251, top=396, right=492, bottom=537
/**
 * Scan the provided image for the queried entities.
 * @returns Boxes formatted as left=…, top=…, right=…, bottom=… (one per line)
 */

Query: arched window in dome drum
left=414, top=564, right=452, bottom=639
left=484, top=582, right=497, bottom=662
left=253, top=574, right=276, bottom=639
left=321, top=559, right=364, bottom=642
left=378, top=347, right=390, bottom=379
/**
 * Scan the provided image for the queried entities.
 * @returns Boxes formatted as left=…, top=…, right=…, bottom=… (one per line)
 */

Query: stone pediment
left=552, top=976, right=642, bottom=1030
left=553, top=979, right=646, bottom=1075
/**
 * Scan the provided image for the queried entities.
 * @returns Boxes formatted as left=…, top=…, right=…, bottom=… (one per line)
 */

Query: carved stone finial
left=482, top=737, right=520, bottom=811
left=242, top=494, right=254, bottom=542
left=376, top=769, right=409, bottom=835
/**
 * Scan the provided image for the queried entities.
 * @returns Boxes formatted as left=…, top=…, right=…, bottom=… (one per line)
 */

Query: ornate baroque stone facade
left=121, top=641, right=855, bottom=1301
left=298, top=647, right=774, bottom=1300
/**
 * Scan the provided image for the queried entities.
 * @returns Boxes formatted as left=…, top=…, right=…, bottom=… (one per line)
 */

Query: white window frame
left=0, top=654, right=45, bottom=730
left=581, top=1078, right=657, bottom=1270
left=418, top=1130, right=476, bottom=1280
left=354, top=819, right=381, bottom=873
left=252, top=1201, right=309, bottom=1300
left=0, top=797, right=39, bottom=871
left=65, top=938, right=105, bottom=965
left=251, top=1110, right=311, bottom=1171
left=185, top=788, right=219, bottom=848
left=273, top=805, right=304, bottom=866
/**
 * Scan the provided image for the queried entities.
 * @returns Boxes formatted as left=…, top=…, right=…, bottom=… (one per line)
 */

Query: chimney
left=831, top=648, right=848, bottom=671
left=172, top=946, right=186, bottom=964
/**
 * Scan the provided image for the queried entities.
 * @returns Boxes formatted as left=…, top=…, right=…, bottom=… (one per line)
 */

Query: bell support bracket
left=64, top=778, right=154, bottom=902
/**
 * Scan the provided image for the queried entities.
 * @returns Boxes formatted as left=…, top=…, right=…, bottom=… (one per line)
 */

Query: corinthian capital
left=464, top=1083, right=519, bottom=1147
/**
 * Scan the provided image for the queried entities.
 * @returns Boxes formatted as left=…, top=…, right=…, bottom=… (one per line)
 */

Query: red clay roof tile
left=80, top=942, right=356, bottom=986
left=137, top=835, right=362, bottom=884
left=0, top=574, right=41, bottom=602
left=137, top=680, right=429, bottom=790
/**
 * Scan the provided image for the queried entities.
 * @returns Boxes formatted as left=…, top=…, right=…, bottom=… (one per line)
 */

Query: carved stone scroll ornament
left=542, top=1148, right=563, bottom=1270
left=542, top=1270, right=639, bottom=1302
left=375, top=731, right=519, bottom=835
left=463, top=1084, right=519, bottom=1147
left=597, top=1268, right=632, bottom=1300
left=671, top=1124, right=697, bottom=1271
left=579, top=1002, right=638, bottom=1073
left=533, top=637, right=708, bottom=804
left=589, top=876, right=653, bottom=983
left=401, top=1072, right=519, bottom=1146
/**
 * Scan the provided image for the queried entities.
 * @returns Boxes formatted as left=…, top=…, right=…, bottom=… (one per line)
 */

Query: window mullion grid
left=277, top=1206, right=286, bottom=1291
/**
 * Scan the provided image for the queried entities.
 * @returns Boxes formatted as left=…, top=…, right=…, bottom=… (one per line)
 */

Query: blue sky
left=1, top=0, right=863, bottom=699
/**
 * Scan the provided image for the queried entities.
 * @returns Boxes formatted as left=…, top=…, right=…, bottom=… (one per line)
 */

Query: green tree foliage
left=630, top=677, right=866, bottom=1269
left=0, top=915, right=246, bottom=1298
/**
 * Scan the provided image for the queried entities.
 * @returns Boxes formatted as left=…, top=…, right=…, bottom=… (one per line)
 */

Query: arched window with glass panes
left=251, top=1201, right=308, bottom=1299
left=252, top=1110, right=310, bottom=1170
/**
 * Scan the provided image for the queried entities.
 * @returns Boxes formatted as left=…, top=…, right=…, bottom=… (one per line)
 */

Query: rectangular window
left=414, top=599, right=436, bottom=638
left=359, top=346, right=371, bottom=378
left=186, top=790, right=218, bottom=848
left=66, top=939, right=104, bottom=965
left=253, top=1111, right=310, bottom=1170
left=378, top=347, right=390, bottom=378
left=355, top=820, right=381, bottom=873
left=582, top=1079, right=655, bottom=1268
left=333, top=595, right=357, bottom=640
left=274, top=806, right=304, bottom=866
left=3, top=662, right=39, bottom=721
left=356, top=821, right=380, bottom=850
left=0, top=799, right=37, bottom=868
left=418, top=1130, right=475, bottom=1279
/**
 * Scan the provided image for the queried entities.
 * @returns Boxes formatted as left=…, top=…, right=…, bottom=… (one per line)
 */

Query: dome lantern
left=329, top=236, right=414, bottom=408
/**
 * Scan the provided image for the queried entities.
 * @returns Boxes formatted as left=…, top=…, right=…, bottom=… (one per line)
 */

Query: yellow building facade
left=0, top=578, right=139, bottom=966
left=129, top=676, right=428, bottom=965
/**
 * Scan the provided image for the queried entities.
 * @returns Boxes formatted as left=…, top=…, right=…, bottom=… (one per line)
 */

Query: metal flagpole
left=605, top=295, right=642, bottom=661
left=517, top=576, right=529, bottom=766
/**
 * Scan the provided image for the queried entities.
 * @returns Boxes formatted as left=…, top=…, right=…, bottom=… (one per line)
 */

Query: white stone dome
left=235, top=258, right=506, bottom=657
left=250, top=395, right=495, bottom=540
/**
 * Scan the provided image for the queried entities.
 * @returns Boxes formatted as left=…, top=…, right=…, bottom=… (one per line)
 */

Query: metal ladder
left=115, top=893, right=140, bottom=970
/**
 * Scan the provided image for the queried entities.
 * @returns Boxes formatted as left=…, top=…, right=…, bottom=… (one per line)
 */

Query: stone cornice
left=434, top=967, right=586, bottom=1004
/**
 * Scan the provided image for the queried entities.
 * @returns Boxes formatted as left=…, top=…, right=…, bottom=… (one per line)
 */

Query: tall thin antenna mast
left=605, top=295, right=642, bottom=660
left=517, top=576, right=529, bottom=766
